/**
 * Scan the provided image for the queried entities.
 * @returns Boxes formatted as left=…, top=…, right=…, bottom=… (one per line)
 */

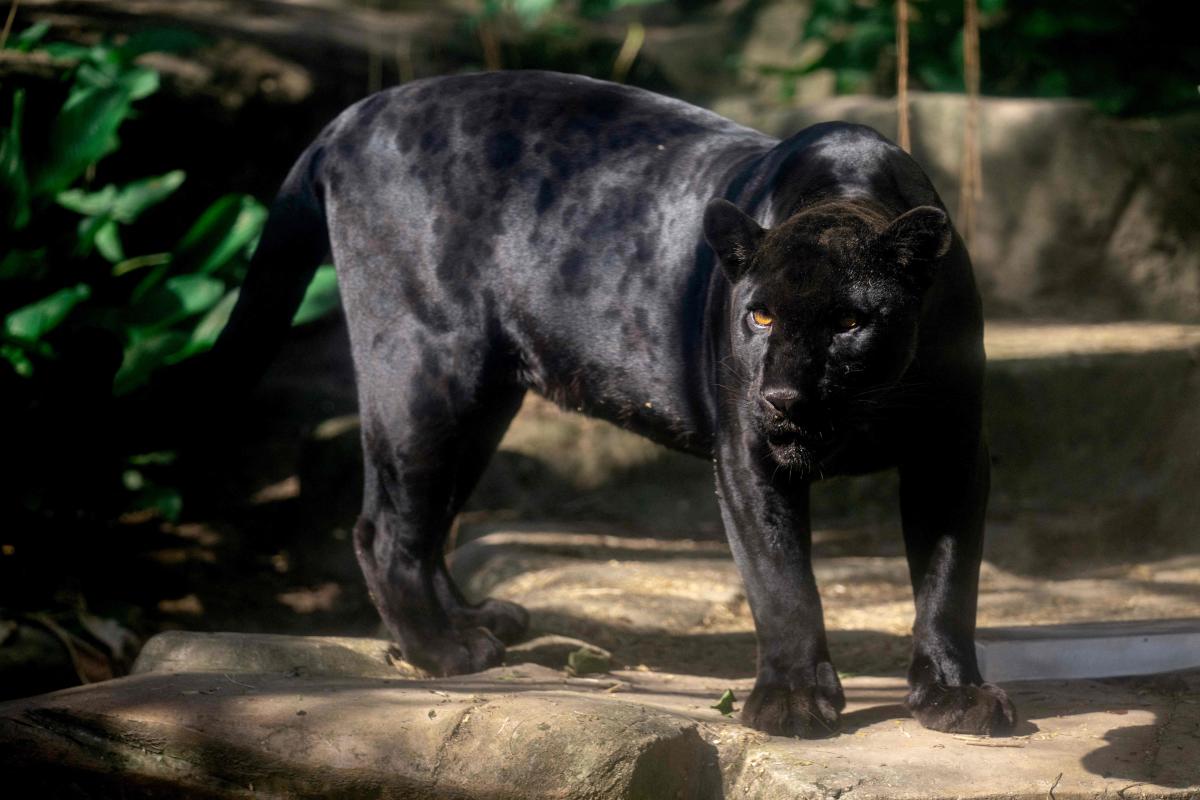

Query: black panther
left=209, top=70, right=1016, bottom=738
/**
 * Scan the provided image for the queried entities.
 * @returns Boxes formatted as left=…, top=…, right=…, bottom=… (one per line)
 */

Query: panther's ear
left=879, top=206, right=952, bottom=279
left=703, top=199, right=764, bottom=282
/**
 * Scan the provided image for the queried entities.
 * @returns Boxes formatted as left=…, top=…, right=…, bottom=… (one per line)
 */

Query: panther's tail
left=206, top=143, right=331, bottom=394
left=122, top=145, right=331, bottom=449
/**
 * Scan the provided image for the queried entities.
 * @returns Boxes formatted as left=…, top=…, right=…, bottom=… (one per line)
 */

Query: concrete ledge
left=977, top=619, right=1200, bottom=682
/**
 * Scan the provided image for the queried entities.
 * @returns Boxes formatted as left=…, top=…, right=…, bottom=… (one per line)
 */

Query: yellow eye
left=751, top=309, right=774, bottom=328
left=837, top=315, right=859, bottom=331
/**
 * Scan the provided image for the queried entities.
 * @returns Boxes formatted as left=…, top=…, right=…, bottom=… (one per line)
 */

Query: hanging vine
left=895, top=0, right=911, bottom=153
left=959, top=0, right=982, bottom=247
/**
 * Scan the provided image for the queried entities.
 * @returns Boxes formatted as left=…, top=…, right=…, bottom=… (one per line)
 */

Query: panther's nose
left=761, top=386, right=801, bottom=417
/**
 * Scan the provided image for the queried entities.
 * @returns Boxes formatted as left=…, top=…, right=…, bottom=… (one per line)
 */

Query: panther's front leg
left=715, top=440, right=845, bottom=738
left=899, top=430, right=1017, bottom=736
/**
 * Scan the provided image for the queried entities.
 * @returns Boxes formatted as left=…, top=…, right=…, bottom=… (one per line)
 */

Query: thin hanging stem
left=1, top=0, right=22, bottom=51
left=959, top=0, right=982, bottom=247
left=895, top=0, right=911, bottom=152
left=479, top=19, right=502, bottom=71
left=611, top=21, right=645, bottom=84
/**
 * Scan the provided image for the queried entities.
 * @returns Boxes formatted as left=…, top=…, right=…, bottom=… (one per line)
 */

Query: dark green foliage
left=462, top=0, right=690, bottom=92
left=0, top=25, right=339, bottom=522
left=475, top=0, right=667, bottom=28
left=798, top=0, right=1198, bottom=117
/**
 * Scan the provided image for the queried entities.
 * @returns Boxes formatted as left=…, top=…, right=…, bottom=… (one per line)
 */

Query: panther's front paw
left=741, top=665, right=845, bottom=738
left=405, top=627, right=506, bottom=677
left=906, top=682, right=1017, bottom=736
left=451, top=598, right=530, bottom=644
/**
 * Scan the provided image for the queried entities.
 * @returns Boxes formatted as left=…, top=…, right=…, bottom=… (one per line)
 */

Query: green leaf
left=292, top=265, right=340, bottom=326
left=94, top=219, right=125, bottom=263
left=9, top=22, right=52, bottom=52
left=0, top=343, right=34, bottom=377
left=566, top=646, right=611, bottom=675
left=711, top=689, right=736, bottom=717
left=141, top=484, right=181, bottom=522
left=170, top=288, right=238, bottom=362
left=118, top=66, right=160, bottom=101
left=113, top=170, right=184, bottom=221
left=136, top=485, right=183, bottom=522
left=166, top=274, right=226, bottom=317
left=4, top=284, right=91, bottom=343
left=174, top=194, right=267, bottom=275
left=74, top=60, right=123, bottom=92
left=33, top=85, right=134, bottom=197
left=112, top=329, right=189, bottom=395
left=61, top=170, right=185, bottom=223
left=57, top=184, right=119, bottom=217
left=127, top=274, right=225, bottom=330
left=74, top=213, right=112, bottom=257
left=1, top=89, right=31, bottom=231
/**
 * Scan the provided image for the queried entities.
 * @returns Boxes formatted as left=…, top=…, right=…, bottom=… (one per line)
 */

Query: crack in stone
left=427, top=696, right=489, bottom=787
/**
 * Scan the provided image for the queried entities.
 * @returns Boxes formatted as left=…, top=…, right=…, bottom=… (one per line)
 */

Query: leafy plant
left=1, top=24, right=339, bottom=521
left=794, top=0, right=1199, bottom=117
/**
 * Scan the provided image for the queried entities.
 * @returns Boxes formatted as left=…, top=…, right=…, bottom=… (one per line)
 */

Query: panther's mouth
left=762, top=420, right=835, bottom=473
left=766, top=437, right=817, bottom=473
left=762, top=416, right=832, bottom=446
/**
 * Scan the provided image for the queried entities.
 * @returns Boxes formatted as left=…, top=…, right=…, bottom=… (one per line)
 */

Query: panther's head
left=703, top=196, right=952, bottom=473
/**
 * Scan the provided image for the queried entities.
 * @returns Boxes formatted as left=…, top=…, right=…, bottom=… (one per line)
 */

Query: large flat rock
left=3, top=646, right=1197, bottom=799
left=5, top=532, right=1200, bottom=797
left=0, top=665, right=718, bottom=799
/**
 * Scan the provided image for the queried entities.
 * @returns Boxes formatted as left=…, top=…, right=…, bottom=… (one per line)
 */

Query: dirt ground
left=4, top=315, right=1197, bottom=701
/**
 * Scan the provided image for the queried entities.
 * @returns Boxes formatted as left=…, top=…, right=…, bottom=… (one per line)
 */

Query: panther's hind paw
left=451, top=598, right=530, bottom=644
left=401, top=627, right=506, bottom=677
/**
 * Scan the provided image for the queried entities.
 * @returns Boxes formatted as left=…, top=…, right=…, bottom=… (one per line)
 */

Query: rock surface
left=4, top=533, right=1200, bottom=798
left=4, top=641, right=1198, bottom=798
left=132, top=629, right=417, bottom=679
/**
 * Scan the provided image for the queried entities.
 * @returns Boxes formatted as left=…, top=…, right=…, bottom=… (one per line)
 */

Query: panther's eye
left=750, top=309, right=774, bottom=329
left=836, top=314, right=860, bottom=332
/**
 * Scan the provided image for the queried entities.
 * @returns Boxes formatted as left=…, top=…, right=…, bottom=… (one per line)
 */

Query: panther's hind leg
left=352, top=346, right=527, bottom=677
left=430, top=386, right=530, bottom=644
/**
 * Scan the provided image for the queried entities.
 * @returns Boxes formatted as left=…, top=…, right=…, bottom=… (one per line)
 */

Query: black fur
left=214, top=71, right=1016, bottom=737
